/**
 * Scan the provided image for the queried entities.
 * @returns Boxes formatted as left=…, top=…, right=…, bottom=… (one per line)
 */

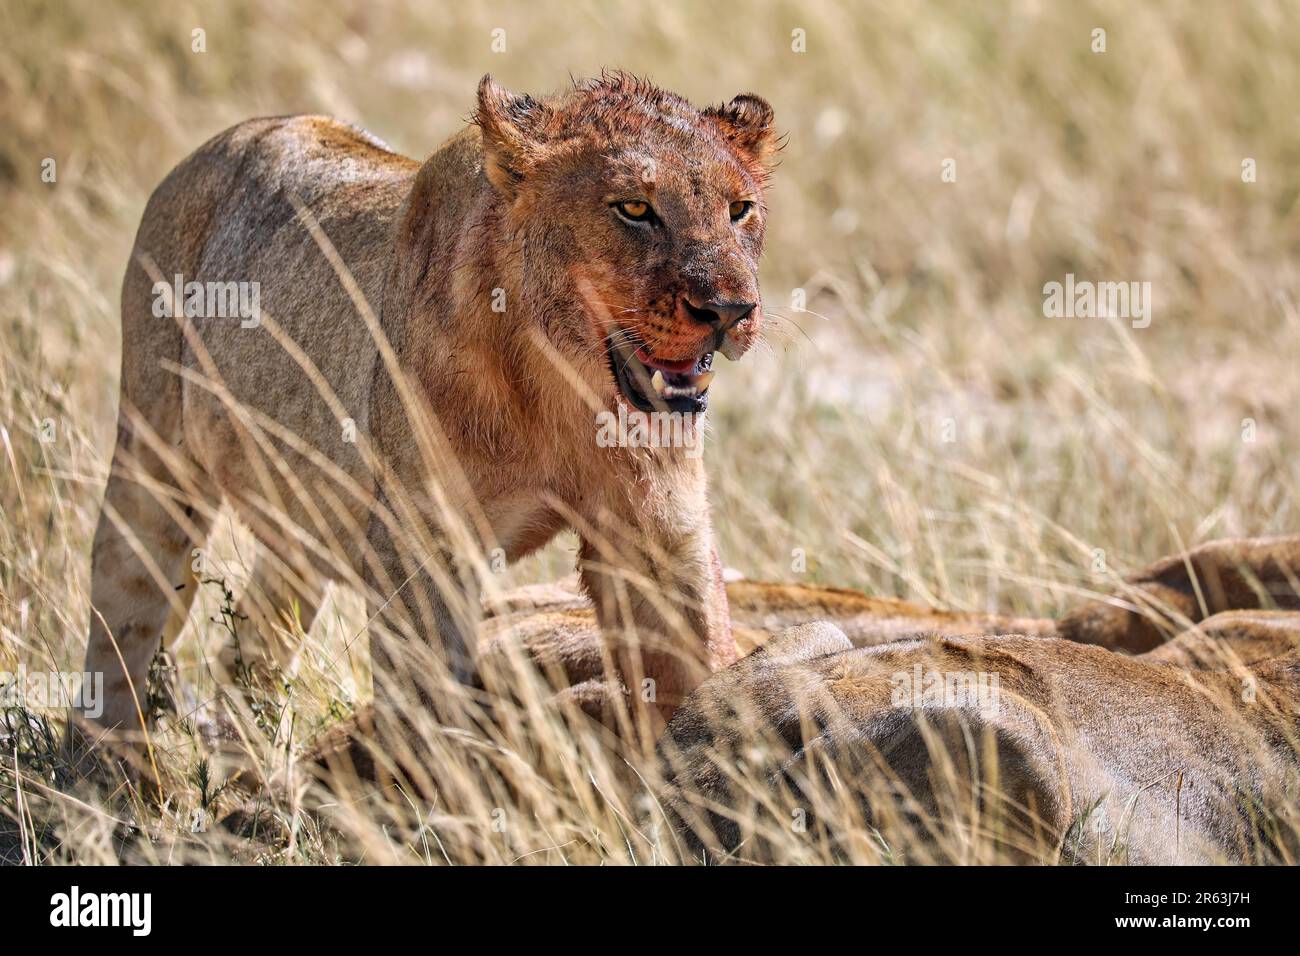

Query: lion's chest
left=485, top=496, right=569, bottom=564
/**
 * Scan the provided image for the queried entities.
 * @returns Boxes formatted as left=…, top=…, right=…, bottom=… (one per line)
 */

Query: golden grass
left=3, top=0, right=1300, bottom=863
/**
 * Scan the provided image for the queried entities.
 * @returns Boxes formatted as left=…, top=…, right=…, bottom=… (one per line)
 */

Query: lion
left=72, top=72, right=779, bottom=765
left=656, top=536, right=1300, bottom=864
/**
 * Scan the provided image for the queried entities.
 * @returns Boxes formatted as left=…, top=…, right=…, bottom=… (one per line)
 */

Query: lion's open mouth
left=607, top=336, right=715, bottom=414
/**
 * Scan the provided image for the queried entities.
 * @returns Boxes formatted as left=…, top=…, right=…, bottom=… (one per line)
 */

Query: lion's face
left=476, top=73, right=778, bottom=414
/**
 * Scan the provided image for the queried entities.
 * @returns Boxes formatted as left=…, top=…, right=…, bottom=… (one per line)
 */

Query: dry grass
left=3, top=0, right=1300, bottom=864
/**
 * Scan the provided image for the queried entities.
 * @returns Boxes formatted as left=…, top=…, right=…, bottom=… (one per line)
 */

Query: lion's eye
left=613, top=200, right=654, bottom=223
left=729, top=200, right=754, bottom=222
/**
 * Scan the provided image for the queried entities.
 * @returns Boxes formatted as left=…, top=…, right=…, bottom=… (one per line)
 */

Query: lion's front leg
left=577, top=485, right=735, bottom=740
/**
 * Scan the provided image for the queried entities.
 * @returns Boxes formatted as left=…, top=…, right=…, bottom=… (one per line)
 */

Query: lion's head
left=474, top=71, right=779, bottom=414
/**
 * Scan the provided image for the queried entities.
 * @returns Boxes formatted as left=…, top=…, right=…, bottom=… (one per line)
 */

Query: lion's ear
left=474, top=74, right=549, bottom=197
left=704, top=93, right=779, bottom=168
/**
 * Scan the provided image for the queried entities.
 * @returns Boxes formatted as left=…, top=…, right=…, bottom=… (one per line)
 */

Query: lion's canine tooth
left=651, top=370, right=666, bottom=394
left=694, top=370, right=715, bottom=392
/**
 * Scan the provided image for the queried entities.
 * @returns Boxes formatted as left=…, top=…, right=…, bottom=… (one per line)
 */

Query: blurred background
left=2, top=0, right=1300, bottom=859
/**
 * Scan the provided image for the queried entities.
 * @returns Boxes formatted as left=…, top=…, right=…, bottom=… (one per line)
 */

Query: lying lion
left=310, top=536, right=1300, bottom=864
left=668, top=537, right=1300, bottom=863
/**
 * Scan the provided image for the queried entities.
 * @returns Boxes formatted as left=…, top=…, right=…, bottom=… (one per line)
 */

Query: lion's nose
left=682, top=297, right=756, bottom=331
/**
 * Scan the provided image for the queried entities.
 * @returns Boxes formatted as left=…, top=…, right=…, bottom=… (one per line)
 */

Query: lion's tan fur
left=654, top=538, right=1300, bottom=864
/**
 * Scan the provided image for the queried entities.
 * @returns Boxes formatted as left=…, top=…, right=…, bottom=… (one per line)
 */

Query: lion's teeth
left=646, top=366, right=714, bottom=401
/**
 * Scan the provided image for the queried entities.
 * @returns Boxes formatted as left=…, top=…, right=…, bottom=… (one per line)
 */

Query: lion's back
left=121, top=116, right=423, bottom=550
